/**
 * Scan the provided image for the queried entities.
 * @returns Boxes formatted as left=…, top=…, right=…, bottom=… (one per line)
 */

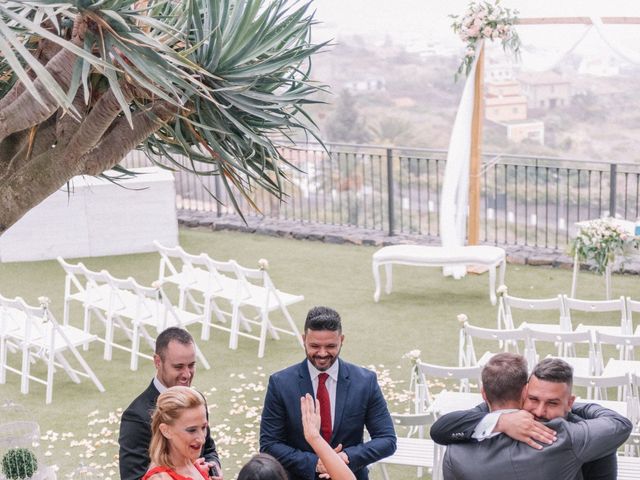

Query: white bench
left=372, top=245, right=506, bottom=305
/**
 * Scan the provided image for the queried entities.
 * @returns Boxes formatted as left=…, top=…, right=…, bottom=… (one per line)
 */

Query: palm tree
left=0, top=0, right=327, bottom=234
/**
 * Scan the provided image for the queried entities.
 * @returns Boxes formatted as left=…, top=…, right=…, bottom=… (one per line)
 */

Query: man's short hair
left=531, top=357, right=573, bottom=389
left=482, top=352, right=528, bottom=406
left=155, top=327, right=194, bottom=359
left=304, top=306, right=342, bottom=333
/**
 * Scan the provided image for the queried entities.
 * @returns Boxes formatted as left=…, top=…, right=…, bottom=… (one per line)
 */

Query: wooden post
left=468, top=44, right=484, bottom=245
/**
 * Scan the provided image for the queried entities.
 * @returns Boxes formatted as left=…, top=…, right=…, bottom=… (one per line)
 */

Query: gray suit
left=443, top=405, right=631, bottom=480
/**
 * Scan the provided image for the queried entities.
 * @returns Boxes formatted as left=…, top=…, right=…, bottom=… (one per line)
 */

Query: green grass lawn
left=0, top=227, right=637, bottom=479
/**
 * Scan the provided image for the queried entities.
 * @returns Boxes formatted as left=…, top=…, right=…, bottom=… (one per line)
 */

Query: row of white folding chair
left=0, top=294, right=104, bottom=404
left=460, top=321, right=598, bottom=377
left=410, top=360, right=483, bottom=414
left=58, top=257, right=210, bottom=371
left=155, top=241, right=305, bottom=358
left=498, top=291, right=631, bottom=335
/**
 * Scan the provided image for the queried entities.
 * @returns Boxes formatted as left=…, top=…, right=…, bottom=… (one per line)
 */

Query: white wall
left=0, top=167, right=178, bottom=262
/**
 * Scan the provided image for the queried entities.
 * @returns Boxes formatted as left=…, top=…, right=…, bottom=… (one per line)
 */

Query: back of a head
left=149, top=386, right=204, bottom=468
left=238, top=453, right=287, bottom=480
left=482, top=352, right=528, bottom=408
left=304, top=306, right=342, bottom=333
left=531, top=357, right=573, bottom=389
left=155, top=327, right=194, bottom=358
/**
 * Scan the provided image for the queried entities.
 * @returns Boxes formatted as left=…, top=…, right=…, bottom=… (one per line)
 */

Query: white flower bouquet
left=570, top=218, right=639, bottom=274
left=450, top=0, right=520, bottom=78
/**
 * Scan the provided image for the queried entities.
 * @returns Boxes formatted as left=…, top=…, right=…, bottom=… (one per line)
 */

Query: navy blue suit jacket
left=259, top=359, right=397, bottom=480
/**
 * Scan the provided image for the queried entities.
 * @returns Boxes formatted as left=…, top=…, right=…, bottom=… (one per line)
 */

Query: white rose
left=258, top=258, right=269, bottom=270
left=38, top=296, right=51, bottom=308
left=496, top=285, right=508, bottom=295
left=457, top=313, right=468, bottom=324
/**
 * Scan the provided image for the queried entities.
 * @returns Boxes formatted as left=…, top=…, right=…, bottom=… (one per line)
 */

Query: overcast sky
left=311, top=0, right=640, bottom=57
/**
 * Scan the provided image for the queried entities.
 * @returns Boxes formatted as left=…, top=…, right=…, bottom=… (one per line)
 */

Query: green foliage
left=1, top=448, right=38, bottom=480
left=0, top=0, right=328, bottom=213
left=570, top=218, right=640, bottom=274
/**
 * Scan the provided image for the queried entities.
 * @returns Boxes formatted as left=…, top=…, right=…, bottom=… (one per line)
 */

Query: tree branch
left=62, top=86, right=134, bottom=161
left=80, top=100, right=179, bottom=175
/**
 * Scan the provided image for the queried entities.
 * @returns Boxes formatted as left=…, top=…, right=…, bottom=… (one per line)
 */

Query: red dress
left=142, top=465, right=208, bottom=480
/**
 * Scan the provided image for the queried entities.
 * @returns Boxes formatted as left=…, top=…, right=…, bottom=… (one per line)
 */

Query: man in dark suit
left=432, top=357, right=630, bottom=480
left=260, top=306, right=396, bottom=480
left=118, top=327, right=221, bottom=480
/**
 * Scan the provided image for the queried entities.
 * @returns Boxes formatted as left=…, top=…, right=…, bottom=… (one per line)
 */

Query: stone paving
left=178, top=210, right=640, bottom=275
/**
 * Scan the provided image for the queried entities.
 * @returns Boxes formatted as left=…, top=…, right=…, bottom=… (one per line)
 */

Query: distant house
left=485, top=80, right=527, bottom=122
left=344, top=78, right=386, bottom=94
left=578, top=57, right=620, bottom=77
left=518, top=72, right=572, bottom=109
left=489, top=120, right=545, bottom=145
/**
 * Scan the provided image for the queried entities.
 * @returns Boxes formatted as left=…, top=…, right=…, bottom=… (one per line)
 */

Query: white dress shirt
left=307, top=360, right=339, bottom=426
left=153, top=376, right=168, bottom=393
left=472, top=409, right=518, bottom=440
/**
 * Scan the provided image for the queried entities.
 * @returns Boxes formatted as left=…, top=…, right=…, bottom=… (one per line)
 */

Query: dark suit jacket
left=118, top=380, right=220, bottom=480
left=430, top=402, right=620, bottom=480
left=259, top=359, right=397, bottom=480
left=441, top=404, right=631, bottom=480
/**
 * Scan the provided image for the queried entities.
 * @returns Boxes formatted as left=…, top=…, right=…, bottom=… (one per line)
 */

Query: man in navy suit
left=260, top=306, right=396, bottom=480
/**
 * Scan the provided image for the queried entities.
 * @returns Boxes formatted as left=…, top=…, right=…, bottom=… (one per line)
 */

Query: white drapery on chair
left=439, top=41, right=484, bottom=280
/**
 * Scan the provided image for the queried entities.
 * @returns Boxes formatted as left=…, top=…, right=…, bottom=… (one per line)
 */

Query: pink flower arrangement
left=450, top=0, right=520, bottom=78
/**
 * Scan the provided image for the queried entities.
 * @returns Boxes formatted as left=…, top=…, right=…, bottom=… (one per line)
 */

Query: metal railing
left=123, top=144, right=640, bottom=251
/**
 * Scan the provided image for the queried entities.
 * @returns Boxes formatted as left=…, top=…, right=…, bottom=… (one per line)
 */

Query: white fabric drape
left=439, top=41, right=483, bottom=279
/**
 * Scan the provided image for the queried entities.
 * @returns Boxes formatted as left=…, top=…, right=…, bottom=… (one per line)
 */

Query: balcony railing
left=123, top=143, right=640, bottom=251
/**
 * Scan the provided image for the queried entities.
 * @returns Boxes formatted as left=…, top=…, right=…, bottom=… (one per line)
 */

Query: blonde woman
left=143, top=386, right=213, bottom=480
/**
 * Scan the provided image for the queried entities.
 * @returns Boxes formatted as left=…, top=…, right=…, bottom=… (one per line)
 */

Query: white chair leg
left=20, top=345, right=30, bottom=395
left=46, top=352, right=55, bottom=404
left=55, top=351, right=81, bottom=384
left=258, top=312, right=269, bottom=358
left=378, top=464, right=390, bottom=480
left=104, top=314, right=114, bottom=361
left=201, top=297, right=211, bottom=341
left=373, top=261, right=382, bottom=302
left=229, top=304, right=240, bottom=350
left=384, top=263, right=393, bottom=295
left=130, top=324, right=140, bottom=371
left=65, top=342, right=105, bottom=393
left=489, top=264, right=497, bottom=305
left=83, top=306, right=91, bottom=351
left=194, top=341, right=210, bottom=370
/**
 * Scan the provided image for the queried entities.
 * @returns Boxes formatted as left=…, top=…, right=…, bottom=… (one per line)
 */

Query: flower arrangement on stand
left=402, top=350, right=424, bottom=412
left=570, top=218, right=639, bottom=274
left=450, top=0, right=521, bottom=78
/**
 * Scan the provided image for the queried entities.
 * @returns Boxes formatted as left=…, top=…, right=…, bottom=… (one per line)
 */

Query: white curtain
left=439, top=41, right=483, bottom=279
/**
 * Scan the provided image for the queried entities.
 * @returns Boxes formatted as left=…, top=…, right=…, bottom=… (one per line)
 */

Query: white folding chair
left=0, top=294, right=104, bottom=404
left=564, top=295, right=630, bottom=336
left=626, top=297, right=640, bottom=333
left=595, top=331, right=640, bottom=368
left=57, top=257, right=113, bottom=327
left=525, top=328, right=598, bottom=376
left=376, top=412, right=438, bottom=480
left=572, top=373, right=630, bottom=402
left=103, top=273, right=210, bottom=371
left=498, top=291, right=568, bottom=332
left=459, top=321, right=532, bottom=369
left=229, top=260, right=304, bottom=358
left=414, top=361, right=483, bottom=414
left=180, top=252, right=245, bottom=341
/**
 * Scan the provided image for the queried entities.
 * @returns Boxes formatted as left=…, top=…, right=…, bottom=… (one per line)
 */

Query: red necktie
left=317, top=373, right=332, bottom=443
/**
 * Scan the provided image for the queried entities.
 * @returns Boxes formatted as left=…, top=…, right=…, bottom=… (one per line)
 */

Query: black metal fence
left=123, top=144, right=640, bottom=251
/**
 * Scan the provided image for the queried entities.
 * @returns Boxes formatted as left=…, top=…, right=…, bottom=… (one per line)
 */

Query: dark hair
left=238, top=453, right=287, bottom=480
left=482, top=352, right=528, bottom=406
left=155, top=327, right=193, bottom=359
left=304, top=306, right=342, bottom=333
left=531, top=357, right=573, bottom=389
